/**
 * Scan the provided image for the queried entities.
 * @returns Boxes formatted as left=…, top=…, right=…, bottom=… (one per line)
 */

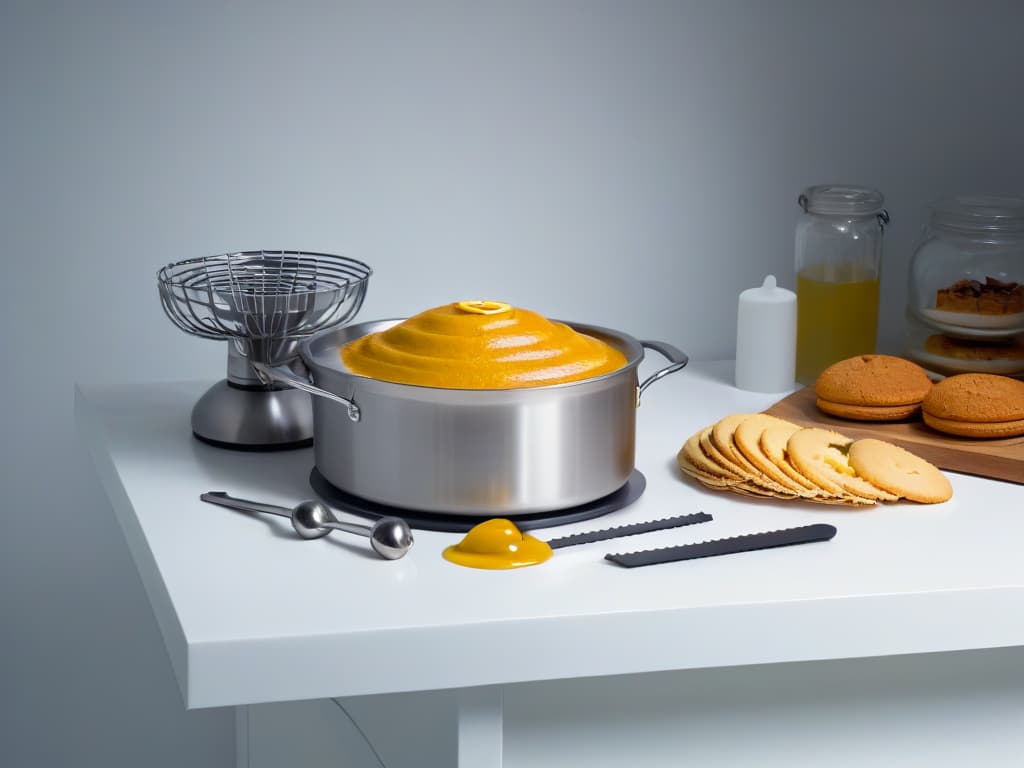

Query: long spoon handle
left=322, top=520, right=373, bottom=538
left=200, top=491, right=292, bottom=519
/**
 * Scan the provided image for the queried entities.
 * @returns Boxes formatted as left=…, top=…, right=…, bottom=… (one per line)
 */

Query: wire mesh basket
left=158, top=249, right=371, bottom=367
left=156, top=249, right=372, bottom=449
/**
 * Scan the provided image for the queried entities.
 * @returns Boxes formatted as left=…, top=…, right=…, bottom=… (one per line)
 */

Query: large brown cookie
left=814, top=354, right=932, bottom=421
left=922, top=373, right=1024, bottom=422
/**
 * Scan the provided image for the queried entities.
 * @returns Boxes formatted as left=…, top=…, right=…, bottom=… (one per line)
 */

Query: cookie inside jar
left=904, top=196, right=1024, bottom=378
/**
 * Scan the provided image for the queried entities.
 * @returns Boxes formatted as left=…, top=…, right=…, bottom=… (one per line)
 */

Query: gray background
left=2, top=1, right=1021, bottom=766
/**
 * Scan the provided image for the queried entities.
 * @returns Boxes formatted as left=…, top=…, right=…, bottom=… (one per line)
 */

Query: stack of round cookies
left=815, top=355, right=933, bottom=422
left=813, top=354, right=1024, bottom=439
left=677, top=413, right=952, bottom=505
left=922, top=372, right=1024, bottom=438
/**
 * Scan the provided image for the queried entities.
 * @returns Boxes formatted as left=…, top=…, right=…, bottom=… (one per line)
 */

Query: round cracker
left=676, top=443, right=740, bottom=487
left=759, top=422, right=824, bottom=491
left=758, top=422, right=873, bottom=504
left=847, top=438, right=953, bottom=504
left=683, top=429, right=743, bottom=480
left=710, top=413, right=758, bottom=467
left=700, top=429, right=757, bottom=482
left=676, top=447, right=779, bottom=497
left=786, top=427, right=893, bottom=503
left=710, top=414, right=795, bottom=496
left=734, top=414, right=821, bottom=497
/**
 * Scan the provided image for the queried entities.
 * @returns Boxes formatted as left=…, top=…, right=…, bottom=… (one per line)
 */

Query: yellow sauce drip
left=340, top=301, right=628, bottom=389
left=442, top=519, right=553, bottom=570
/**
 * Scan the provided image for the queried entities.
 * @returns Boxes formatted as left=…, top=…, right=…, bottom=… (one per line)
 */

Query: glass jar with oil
left=795, top=185, right=889, bottom=385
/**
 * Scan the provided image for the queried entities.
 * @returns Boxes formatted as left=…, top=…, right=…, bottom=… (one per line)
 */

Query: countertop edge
left=184, top=585, right=1024, bottom=708
left=74, top=383, right=193, bottom=707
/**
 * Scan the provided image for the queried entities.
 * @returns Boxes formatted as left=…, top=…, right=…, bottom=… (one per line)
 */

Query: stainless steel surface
left=225, top=343, right=264, bottom=386
left=190, top=380, right=314, bottom=448
left=200, top=492, right=414, bottom=560
left=158, top=250, right=372, bottom=349
left=157, top=250, right=371, bottom=449
left=637, top=340, right=689, bottom=401
left=251, top=361, right=361, bottom=422
left=274, top=318, right=687, bottom=516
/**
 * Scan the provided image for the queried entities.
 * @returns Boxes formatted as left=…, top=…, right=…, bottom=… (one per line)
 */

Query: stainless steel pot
left=257, top=319, right=687, bottom=515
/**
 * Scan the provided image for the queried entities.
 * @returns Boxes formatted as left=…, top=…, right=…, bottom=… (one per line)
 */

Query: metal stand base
left=191, top=380, right=314, bottom=451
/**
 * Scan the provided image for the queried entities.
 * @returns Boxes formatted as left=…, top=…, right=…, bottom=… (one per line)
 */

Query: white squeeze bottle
left=735, top=274, right=797, bottom=393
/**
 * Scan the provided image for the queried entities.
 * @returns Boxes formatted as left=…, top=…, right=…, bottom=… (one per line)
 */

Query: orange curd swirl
left=340, top=301, right=627, bottom=389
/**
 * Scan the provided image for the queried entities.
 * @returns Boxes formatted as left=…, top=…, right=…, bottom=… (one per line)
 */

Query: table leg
left=456, top=686, right=503, bottom=768
left=235, top=705, right=250, bottom=768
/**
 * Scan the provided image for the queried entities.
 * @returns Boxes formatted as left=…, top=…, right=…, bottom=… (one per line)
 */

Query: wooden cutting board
left=764, top=387, right=1024, bottom=485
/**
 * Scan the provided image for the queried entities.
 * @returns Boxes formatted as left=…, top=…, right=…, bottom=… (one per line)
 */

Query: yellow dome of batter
left=340, top=300, right=628, bottom=389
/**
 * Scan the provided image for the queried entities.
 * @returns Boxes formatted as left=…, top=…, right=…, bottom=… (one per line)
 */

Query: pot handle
left=637, top=340, right=689, bottom=405
left=251, top=362, right=361, bottom=422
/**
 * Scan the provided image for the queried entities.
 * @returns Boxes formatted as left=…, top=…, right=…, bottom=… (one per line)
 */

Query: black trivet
left=309, top=468, right=646, bottom=533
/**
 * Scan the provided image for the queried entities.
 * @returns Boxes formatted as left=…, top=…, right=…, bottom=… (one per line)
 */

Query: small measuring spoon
left=200, top=491, right=414, bottom=560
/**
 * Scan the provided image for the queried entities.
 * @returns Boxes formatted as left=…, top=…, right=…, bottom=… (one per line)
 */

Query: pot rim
left=299, top=317, right=646, bottom=393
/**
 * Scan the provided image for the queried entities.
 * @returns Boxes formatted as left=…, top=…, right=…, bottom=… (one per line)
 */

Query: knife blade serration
left=604, top=523, right=837, bottom=567
left=545, top=512, right=713, bottom=549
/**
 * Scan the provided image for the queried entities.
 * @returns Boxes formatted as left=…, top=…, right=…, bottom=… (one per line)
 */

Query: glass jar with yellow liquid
left=795, top=184, right=889, bottom=385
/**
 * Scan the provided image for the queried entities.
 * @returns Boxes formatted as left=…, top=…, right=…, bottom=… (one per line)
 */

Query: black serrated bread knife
left=543, top=512, right=713, bottom=549
left=604, top=523, right=837, bottom=568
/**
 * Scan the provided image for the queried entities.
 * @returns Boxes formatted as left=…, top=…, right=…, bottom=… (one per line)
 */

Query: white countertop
left=75, top=362, right=1024, bottom=709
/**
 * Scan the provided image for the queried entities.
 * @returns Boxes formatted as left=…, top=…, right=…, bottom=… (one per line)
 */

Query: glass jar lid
left=799, top=185, right=885, bottom=216
left=930, top=195, right=1024, bottom=236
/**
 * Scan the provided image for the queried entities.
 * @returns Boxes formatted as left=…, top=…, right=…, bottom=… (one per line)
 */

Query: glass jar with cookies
left=905, top=196, right=1024, bottom=378
left=794, top=184, right=889, bottom=385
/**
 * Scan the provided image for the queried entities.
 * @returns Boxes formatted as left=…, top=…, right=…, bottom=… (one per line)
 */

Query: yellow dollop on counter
left=442, top=518, right=553, bottom=570
left=340, top=300, right=628, bottom=389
